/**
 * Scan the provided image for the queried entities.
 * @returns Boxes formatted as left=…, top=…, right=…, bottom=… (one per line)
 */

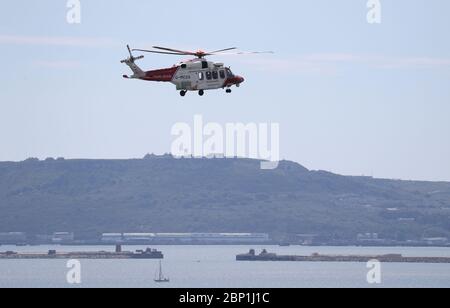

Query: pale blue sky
left=0, top=0, right=449, bottom=181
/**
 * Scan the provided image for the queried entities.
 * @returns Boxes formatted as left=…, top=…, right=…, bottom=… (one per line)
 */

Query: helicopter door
left=196, top=71, right=206, bottom=90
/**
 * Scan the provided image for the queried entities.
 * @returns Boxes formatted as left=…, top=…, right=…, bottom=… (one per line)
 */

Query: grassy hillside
left=0, top=155, right=449, bottom=240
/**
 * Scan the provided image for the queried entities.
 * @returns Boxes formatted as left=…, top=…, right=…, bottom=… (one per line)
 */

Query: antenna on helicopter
left=120, top=45, right=144, bottom=64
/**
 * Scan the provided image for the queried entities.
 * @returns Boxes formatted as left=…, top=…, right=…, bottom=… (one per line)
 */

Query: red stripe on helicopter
left=141, top=67, right=179, bottom=82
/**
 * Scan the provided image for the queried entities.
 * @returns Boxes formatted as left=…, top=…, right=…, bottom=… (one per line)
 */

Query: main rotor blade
left=218, top=51, right=275, bottom=56
left=238, top=51, right=275, bottom=55
left=152, top=46, right=195, bottom=55
left=209, top=47, right=238, bottom=54
left=132, top=49, right=188, bottom=56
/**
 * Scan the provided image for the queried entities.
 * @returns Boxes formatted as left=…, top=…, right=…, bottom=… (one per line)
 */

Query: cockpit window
left=219, top=70, right=226, bottom=79
left=226, top=68, right=234, bottom=78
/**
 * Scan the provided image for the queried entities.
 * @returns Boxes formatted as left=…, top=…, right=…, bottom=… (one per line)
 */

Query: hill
left=0, top=155, right=449, bottom=241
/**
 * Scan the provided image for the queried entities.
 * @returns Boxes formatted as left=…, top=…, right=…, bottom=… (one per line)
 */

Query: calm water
left=1, top=245, right=450, bottom=288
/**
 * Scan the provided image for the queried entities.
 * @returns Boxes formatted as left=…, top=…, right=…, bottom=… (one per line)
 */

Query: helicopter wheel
left=180, top=90, right=187, bottom=97
left=199, top=90, right=204, bottom=96
left=226, top=89, right=232, bottom=94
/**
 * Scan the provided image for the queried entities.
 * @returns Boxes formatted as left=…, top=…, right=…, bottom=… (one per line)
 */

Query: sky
left=0, top=0, right=449, bottom=181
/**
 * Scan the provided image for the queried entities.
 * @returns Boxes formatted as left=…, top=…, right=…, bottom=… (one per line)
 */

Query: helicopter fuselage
left=124, top=58, right=244, bottom=95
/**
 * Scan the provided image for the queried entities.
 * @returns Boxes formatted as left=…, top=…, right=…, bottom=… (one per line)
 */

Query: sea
left=0, top=245, right=449, bottom=288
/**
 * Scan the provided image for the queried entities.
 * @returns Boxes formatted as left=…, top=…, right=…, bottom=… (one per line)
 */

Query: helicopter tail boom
left=121, top=45, right=145, bottom=78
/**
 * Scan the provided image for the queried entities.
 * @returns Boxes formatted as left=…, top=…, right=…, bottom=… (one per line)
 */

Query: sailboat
left=154, top=260, right=170, bottom=283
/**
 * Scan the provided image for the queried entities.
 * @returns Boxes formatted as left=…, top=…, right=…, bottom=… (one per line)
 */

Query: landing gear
left=226, top=89, right=232, bottom=94
left=198, top=90, right=204, bottom=96
left=180, top=90, right=187, bottom=97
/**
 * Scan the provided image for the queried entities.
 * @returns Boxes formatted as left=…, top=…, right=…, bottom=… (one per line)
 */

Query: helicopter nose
left=237, top=76, right=245, bottom=84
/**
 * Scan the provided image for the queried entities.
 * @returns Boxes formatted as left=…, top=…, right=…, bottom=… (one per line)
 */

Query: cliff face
left=0, top=156, right=449, bottom=239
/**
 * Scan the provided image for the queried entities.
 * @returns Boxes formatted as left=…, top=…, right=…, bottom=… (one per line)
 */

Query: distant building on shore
left=356, top=233, right=388, bottom=245
left=102, top=233, right=123, bottom=243
left=423, top=237, right=448, bottom=246
left=0, top=232, right=27, bottom=244
left=296, top=234, right=318, bottom=245
left=52, top=232, right=75, bottom=243
left=101, top=233, right=270, bottom=244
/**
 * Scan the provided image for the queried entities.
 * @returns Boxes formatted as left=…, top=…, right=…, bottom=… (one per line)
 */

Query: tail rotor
left=121, top=44, right=144, bottom=64
left=121, top=45, right=145, bottom=79
left=127, top=44, right=133, bottom=58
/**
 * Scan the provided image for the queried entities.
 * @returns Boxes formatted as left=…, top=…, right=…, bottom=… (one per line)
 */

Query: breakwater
left=236, top=249, right=450, bottom=263
left=0, top=247, right=163, bottom=259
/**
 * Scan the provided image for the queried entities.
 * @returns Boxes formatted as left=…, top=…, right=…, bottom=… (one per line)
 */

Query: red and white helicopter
left=121, top=45, right=272, bottom=96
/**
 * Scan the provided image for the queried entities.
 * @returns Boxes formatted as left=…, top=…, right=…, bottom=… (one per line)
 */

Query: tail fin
left=121, top=45, right=145, bottom=78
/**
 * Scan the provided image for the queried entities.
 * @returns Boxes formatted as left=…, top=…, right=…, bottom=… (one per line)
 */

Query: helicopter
left=121, top=45, right=273, bottom=96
